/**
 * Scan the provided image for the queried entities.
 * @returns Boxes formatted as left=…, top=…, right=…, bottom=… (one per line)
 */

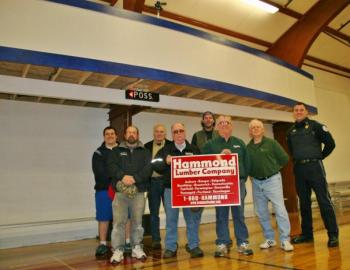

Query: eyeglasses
left=172, top=129, right=185, bottom=134
left=217, top=121, right=231, bottom=126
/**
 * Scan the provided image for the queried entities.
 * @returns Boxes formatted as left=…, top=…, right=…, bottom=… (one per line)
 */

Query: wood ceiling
left=0, top=60, right=291, bottom=122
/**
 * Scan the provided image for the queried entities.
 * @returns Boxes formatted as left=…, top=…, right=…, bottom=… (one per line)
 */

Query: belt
left=295, top=159, right=319, bottom=164
left=255, top=172, right=279, bottom=181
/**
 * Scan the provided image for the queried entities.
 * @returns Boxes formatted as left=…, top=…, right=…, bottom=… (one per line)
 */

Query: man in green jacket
left=247, top=119, right=293, bottom=252
left=202, top=115, right=253, bottom=257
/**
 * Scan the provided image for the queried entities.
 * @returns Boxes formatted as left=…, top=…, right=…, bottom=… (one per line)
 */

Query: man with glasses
left=202, top=115, right=253, bottom=257
left=152, top=123, right=204, bottom=259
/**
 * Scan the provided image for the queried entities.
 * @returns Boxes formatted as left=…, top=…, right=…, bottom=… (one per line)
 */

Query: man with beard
left=108, top=126, right=152, bottom=264
left=202, top=115, right=253, bottom=257
left=191, top=111, right=219, bottom=153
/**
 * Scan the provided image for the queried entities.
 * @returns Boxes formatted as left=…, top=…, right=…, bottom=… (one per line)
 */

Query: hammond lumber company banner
left=171, top=154, right=240, bottom=208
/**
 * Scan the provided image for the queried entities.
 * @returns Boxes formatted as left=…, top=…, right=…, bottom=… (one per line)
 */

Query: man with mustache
left=108, top=126, right=152, bottom=264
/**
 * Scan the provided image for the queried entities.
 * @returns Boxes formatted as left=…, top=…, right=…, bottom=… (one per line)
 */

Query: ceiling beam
left=260, top=0, right=349, bottom=43
left=21, top=64, right=31, bottom=78
left=266, top=0, right=349, bottom=67
left=142, top=4, right=349, bottom=76
left=305, top=55, right=350, bottom=74
left=123, top=78, right=144, bottom=89
left=50, top=68, right=63, bottom=81
left=142, top=5, right=271, bottom=48
left=102, top=74, right=118, bottom=87
left=124, top=0, right=145, bottom=13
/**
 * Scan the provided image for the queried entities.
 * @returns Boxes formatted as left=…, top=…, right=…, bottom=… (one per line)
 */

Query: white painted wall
left=303, top=66, right=350, bottom=182
left=0, top=100, right=109, bottom=248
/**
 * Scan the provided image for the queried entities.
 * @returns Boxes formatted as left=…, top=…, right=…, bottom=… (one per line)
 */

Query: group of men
left=92, top=102, right=339, bottom=264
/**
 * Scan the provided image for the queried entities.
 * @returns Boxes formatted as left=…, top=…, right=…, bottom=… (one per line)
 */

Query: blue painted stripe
left=45, top=0, right=313, bottom=80
left=0, top=46, right=317, bottom=113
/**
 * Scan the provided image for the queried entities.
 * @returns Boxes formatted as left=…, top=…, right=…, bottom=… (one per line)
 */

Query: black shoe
left=291, top=235, right=314, bottom=244
left=185, top=244, right=204, bottom=258
left=163, top=249, right=177, bottom=259
left=95, top=244, right=109, bottom=257
left=152, top=240, right=162, bottom=250
left=328, top=236, right=339, bottom=247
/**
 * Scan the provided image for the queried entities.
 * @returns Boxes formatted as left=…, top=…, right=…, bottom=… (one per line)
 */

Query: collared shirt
left=175, top=142, right=186, bottom=152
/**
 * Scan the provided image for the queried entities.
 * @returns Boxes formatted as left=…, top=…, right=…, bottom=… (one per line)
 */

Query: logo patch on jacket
left=120, top=152, right=128, bottom=156
left=233, top=145, right=241, bottom=148
left=185, top=152, right=194, bottom=156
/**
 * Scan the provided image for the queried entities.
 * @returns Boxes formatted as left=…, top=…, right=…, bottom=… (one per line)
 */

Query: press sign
left=125, top=89, right=159, bottom=102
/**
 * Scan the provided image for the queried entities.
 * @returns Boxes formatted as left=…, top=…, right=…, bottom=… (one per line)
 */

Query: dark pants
left=147, top=177, right=165, bottom=242
left=294, top=160, right=338, bottom=238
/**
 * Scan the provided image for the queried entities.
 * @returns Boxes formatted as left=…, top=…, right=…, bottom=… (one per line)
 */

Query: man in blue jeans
left=247, top=119, right=293, bottom=252
left=153, top=122, right=203, bottom=258
left=202, top=115, right=253, bottom=257
left=145, top=124, right=171, bottom=249
left=108, top=126, right=152, bottom=264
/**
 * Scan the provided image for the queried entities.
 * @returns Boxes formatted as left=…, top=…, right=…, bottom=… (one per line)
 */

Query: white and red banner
left=171, top=154, right=240, bottom=208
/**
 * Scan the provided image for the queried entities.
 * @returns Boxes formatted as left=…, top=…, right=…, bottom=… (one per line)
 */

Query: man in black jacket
left=153, top=123, right=204, bottom=259
left=108, top=126, right=152, bottom=264
left=144, top=124, right=171, bottom=249
left=287, top=102, right=338, bottom=247
left=92, top=126, right=118, bottom=258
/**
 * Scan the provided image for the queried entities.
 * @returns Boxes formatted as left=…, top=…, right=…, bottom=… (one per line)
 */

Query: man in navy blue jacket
left=92, top=126, right=118, bottom=258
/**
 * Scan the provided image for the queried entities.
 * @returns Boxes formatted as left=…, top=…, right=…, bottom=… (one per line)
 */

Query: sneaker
left=237, top=242, right=253, bottom=256
left=110, top=249, right=124, bottom=264
left=95, top=244, right=109, bottom=257
left=291, top=235, right=314, bottom=244
left=163, top=249, right=177, bottom=259
left=185, top=244, right=204, bottom=258
left=132, top=245, right=147, bottom=259
left=328, top=236, right=339, bottom=248
left=214, top=244, right=228, bottom=257
left=281, top=240, right=294, bottom=252
left=259, top=239, right=277, bottom=249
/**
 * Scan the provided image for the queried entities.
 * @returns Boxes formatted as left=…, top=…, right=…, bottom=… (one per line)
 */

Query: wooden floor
left=1, top=208, right=350, bottom=270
